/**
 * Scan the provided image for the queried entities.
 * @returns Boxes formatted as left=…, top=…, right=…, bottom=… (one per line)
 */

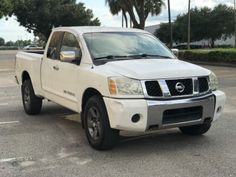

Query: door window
left=60, top=32, right=82, bottom=64
left=47, top=32, right=64, bottom=60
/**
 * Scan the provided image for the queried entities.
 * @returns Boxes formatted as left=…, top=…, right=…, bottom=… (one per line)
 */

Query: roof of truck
left=53, top=26, right=148, bottom=34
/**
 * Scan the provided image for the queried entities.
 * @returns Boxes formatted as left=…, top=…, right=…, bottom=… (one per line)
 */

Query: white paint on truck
left=15, top=26, right=226, bottom=150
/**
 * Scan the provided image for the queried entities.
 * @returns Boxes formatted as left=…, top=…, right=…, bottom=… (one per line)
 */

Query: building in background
left=145, top=24, right=160, bottom=34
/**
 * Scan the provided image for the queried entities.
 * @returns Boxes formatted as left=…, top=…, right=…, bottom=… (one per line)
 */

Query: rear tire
left=179, top=123, right=212, bottom=136
left=22, top=79, right=42, bottom=115
left=84, top=95, right=119, bottom=150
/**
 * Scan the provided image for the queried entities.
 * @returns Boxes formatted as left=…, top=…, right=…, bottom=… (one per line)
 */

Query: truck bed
left=23, top=50, right=44, bottom=55
left=15, top=51, right=44, bottom=96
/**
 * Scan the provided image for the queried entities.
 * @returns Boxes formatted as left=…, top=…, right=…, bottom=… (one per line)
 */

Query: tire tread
left=84, top=95, right=119, bottom=150
left=22, top=80, right=42, bottom=115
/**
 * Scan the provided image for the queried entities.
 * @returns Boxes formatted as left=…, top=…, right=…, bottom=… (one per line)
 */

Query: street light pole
left=234, top=0, right=236, bottom=48
left=122, top=11, right=124, bottom=28
left=167, top=0, right=173, bottom=48
left=187, top=0, right=191, bottom=50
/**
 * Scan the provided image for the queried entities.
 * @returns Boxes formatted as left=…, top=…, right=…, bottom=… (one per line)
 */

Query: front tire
left=84, top=95, right=119, bottom=150
left=22, top=79, right=42, bottom=115
left=179, top=123, right=212, bottom=136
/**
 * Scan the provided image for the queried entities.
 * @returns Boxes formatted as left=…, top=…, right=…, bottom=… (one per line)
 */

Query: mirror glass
left=171, top=49, right=179, bottom=57
left=60, top=51, right=76, bottom=62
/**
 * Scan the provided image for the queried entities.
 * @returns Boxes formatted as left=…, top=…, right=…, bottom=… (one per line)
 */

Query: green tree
left=14, top=39, right=31, bottom=47
left=155, top=23, right=182, bottom=46
left=5, top=41, right=14, bottom=46
left=208, top=4, right=234, bottom=47
left=0, top=37, right=5, bottom=46
left=172, top=7, right=212, bottom=43
left=155, top=4, right=234, bottom=48
left=155, top=23, right=170, bottom=44
left=0, top=0, right=13, bottom=18
left=106, top=0, right=128, bottom=27
left=12, top=0, right=100, bottom=40
left=106, top=0, right=165, bottom=29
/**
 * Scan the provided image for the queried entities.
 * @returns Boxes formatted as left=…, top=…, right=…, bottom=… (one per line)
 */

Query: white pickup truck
left=15, top=27, right=226, bottom=150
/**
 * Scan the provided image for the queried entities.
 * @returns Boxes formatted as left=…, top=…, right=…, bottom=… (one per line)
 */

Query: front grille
left=199, top=77, right=209, bottom=93
left=144, top=77, right=210, bottom=98
left=145, top=81, right=162, bottom=97
left=166, top=79, right=193, bottom=96
left=162, top=106, right=203, bottom=124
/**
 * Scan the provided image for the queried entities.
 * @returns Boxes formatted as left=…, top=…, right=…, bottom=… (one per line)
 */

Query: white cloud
left=193, top=0, right=217, bottom=9
left=0, top=16, right=34, bottom=42
left=79, top=0, right=123, bottom=27
left=145, top=0, right=234, bottom=26
left=166, top=0, right=189, bottom=11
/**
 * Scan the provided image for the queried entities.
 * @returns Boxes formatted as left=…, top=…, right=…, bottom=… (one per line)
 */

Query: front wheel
left=179, top=123, right=212, bottom=136
left=84, top=95, right=119, bottom=150
left=22, top=80, right=42, bottom=115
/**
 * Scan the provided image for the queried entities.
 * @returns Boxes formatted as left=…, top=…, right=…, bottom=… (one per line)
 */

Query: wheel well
left=82, top=88, right=102, bottom=111
left=22, top=71, right=31, bottom=83
left=81, top=88, right=102, bottom=128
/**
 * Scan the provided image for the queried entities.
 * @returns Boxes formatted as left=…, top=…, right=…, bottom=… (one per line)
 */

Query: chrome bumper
left=146, top=94, right=215, bottom=131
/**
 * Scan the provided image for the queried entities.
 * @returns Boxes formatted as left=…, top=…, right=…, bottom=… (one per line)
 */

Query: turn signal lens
left=209, top=72, right=218, bottom=91
left=108, top=79, right=117, bottom=95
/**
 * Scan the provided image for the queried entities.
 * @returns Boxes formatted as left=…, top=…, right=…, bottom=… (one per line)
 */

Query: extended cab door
left=41, top=31, right=82, bottom=111
left=41, top=32, right=63, bottom=95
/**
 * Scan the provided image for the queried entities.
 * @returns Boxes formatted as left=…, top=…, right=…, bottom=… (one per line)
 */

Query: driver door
left=42, top=32, right=82, bottom=111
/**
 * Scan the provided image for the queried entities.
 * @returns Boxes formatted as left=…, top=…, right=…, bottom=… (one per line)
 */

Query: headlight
left=108, top=77, right=143, bottom=96
left=209, top=72, right=218, bottom=91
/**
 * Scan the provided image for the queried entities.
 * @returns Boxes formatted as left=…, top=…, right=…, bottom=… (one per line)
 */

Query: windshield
left=83, top=32, right=175, bottom=61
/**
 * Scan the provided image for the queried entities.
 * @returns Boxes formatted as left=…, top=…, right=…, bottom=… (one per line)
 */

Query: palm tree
left=105, top=0, right=128, bottom=27
left=106, top=0, right=165, bottom=29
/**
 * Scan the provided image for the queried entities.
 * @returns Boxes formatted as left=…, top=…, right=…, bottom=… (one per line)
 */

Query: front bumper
left=104, top=90, right=226, bottom=132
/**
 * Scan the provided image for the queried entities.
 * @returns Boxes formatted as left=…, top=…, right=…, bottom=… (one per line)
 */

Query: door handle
left=53, top=65, right=59, bottom=71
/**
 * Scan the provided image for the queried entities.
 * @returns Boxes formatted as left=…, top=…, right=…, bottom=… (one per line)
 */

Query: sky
left=0, top=0, right=234, bottom=42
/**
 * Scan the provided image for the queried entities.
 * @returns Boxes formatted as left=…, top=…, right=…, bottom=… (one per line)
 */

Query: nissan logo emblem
left=175, top=82, right=185, bottom=93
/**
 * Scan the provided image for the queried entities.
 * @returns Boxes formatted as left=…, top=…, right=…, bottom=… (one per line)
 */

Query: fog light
left=131, top=114, right=140, bottom=123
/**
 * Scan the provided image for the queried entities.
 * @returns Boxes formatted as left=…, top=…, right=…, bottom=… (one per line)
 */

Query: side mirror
left=171, top=48, right=179, bottom=57
left=60, top=51, right=76, bottom=62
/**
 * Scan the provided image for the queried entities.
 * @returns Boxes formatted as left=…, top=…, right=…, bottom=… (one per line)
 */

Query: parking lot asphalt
left=0, top=50, right=236, bottom=177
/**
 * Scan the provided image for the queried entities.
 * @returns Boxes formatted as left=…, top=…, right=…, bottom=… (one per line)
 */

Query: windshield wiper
left=94, top=54, right=173, bottom=61
left=94, top=55, right=128, bottom=60
left=128, top=54, right=173, bottom=59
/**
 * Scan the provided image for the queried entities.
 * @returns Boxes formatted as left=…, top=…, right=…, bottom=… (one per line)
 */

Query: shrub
left=179, top=49, right=236, bottom=64
left=0, top=46, right=18, bottom=50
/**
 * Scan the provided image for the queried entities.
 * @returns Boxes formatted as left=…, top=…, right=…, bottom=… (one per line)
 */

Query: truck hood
left=102, top=59, right=211, bottom=80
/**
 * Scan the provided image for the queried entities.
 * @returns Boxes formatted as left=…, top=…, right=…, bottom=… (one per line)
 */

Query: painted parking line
left=0, top=85, right=18, bottom=88
left=0, top=96, right=21, bottom=101
left=0, top=69, right=14, bottom=72
left=0, top=121, right=19, bottom=125
left=0, top=157, right=19, bottom=163
left=0, top=103, right=9, bottom=106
